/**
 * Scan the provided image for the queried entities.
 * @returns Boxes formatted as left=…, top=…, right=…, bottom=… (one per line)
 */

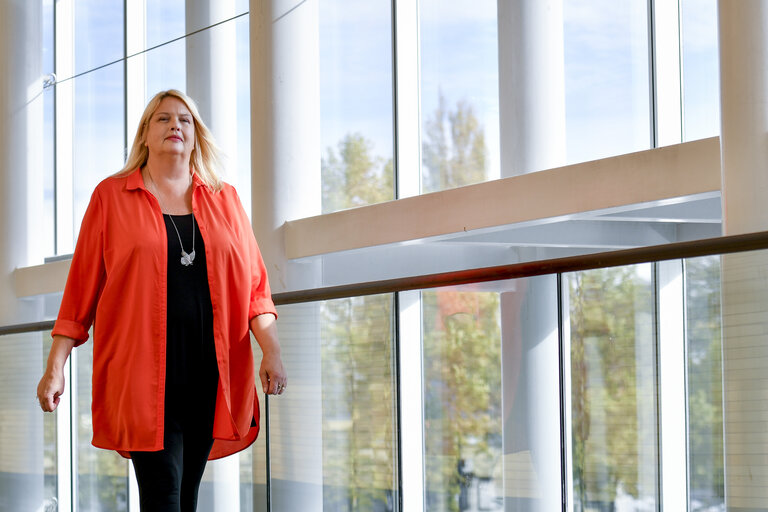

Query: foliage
left=321, top=133, right=393, bottom=213
left=569, top=266, right=654, bottom=508
left=422, top=93, right=487, bottom=193
left=685, top=257, right=724, bottom=504
left=422, top=291, right=502, bottom=512
left=321, top=295, right=396, bottom=511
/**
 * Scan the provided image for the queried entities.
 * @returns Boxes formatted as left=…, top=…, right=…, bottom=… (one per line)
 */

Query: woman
left=36, top=89, right=286, bottom=511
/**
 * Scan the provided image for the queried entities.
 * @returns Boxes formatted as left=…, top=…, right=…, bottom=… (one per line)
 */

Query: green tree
left=321, top=133, right=393, bottom=213
left=569, top=267, right=654, bottom=509
left=422, top=93, right=487, bottom=193
left=422, top=291, right=502, bottom=512
left=321, top=295, right=396, bottom=511
left=685, top=256, right=724, bottom=506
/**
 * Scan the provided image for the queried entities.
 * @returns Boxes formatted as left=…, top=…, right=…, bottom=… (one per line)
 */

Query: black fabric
left=131, top=214, right=219, bottom=512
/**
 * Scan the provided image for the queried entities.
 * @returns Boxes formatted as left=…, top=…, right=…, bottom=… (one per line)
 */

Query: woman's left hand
left=259, top=350, right=287, bottom=395
left=251, top=313, right=287, bottom=395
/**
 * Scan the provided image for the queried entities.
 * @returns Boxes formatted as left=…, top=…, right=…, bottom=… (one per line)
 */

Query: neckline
left=163, top=212, right=193, bottom=217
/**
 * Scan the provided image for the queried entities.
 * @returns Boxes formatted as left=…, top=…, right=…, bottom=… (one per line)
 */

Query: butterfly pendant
left=181, top=250, right=196, bottom=266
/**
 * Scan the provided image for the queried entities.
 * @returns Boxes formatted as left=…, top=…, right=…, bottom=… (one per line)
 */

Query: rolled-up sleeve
left=52, top=188, right=106, bottom=345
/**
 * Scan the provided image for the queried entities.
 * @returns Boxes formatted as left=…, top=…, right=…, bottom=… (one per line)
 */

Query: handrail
left=3, top=230, right=768, bottom=336
left=272, top=230, right=768, bottom=304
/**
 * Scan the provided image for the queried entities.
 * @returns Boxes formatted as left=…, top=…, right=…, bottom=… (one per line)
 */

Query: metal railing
left=4, top=230, right=768, bottom=337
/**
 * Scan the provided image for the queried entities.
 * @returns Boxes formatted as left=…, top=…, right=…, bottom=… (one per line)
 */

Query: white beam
left=286, top=138, right=721, bottom=259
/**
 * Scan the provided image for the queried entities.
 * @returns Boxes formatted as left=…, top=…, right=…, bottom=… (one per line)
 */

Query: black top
left=163, top=214, right=219, bottom=424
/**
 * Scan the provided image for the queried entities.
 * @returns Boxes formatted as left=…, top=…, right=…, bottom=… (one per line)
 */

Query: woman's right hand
left=37, top=334, right=76, bottom=412
left=37, top=368, right=65, bottom=412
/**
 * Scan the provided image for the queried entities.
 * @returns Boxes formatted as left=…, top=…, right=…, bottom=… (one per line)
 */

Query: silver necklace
left=146, top=170, right=196, bottom=266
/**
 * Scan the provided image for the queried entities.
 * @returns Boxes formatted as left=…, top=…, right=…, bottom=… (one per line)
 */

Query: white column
left=500, top=277, right=561, bottom=511
left=498, top=3, right=565, bottom=509
left=718, top=2, right=768, bottom=510
left=251, top=0, right=322, bottom=292
left=250, top=1, right=323, bottom=510
left=498, top=0, right=566, bottom=178
left=398, top=291, right=425, bottom=511
left=0, top=0, right=45, bottom=317
left=394, top=0, right=422, bottom=199
left=656, top=260, right=688, bottom=511
left=186, top=0, right=239, bottom=185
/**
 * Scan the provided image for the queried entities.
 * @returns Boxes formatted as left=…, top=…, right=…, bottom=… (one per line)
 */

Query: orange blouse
left=52, top=168, right=277, bottom=460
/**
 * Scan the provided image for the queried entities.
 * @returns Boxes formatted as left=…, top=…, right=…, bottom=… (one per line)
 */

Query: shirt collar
left=125, top=167, right=144, bottom=191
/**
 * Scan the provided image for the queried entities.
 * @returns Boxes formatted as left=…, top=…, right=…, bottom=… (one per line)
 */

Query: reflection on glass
left=420, top=1, right=499, bottom=192
left=72, top=63, right=125, bottom=244
left=564, top=0, right=651, bottom=163
left=681, top=0, right=720, bottom=141
left=0, top=332, right=54, bottom=510
left=77, top=341, right=129, bottom=511
left=320, top=1, right=394, bottom=212
left=422, top=290, right=502, bottom=511
left=567, top=265, right=658, bottom=510
left=321, top=295, right=398, bottom=510
left=685, top=256, right=724, bottom=510
left=74, top=0, right=124, bottom=75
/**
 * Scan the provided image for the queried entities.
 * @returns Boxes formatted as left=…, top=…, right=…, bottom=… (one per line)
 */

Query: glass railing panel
left=423, top=275, right=562, bottom=511
left=76, top=339, right=130, bottom=511
left=0, top=330, right=58, bottom=512
left=270, top=296, right=398, bottom=511
left=564, top=264, right=659, bottom=510
left=718, top=248, right=768, bottom=510
left=684, top=255, right=724, bottom=511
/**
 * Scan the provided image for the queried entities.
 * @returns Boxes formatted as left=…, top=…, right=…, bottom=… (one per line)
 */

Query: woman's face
left=144, top=96, right=196, bottom=161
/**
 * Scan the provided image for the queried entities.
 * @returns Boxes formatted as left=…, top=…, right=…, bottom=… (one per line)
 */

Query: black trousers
left=130, top=412, right=215, bottom=512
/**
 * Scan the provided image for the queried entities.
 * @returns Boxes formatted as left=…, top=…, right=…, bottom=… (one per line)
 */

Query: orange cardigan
left=52, top=168, right=277, bottom=459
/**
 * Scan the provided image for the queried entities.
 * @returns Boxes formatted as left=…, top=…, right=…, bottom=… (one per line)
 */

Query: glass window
left=565, top=264, right=658, bottom=510
left=564, top=0, right=652, bottom=163
left=269, top=297, right=398, bottom=511
left=321, top=295, right=397, bottom=510
left=74, top=0, right=124, bottom=75
left=685, top=255, right=724, bottom=510
left=146, top=0, right=248, bottom=51
left=146, top=0, right=186, bottom=50
left=420, top=0, right=500, bottom=193
left=72, top=63, right=125, bottom=243
left=145, top=37, right=186, bottom=95
left=422, top=288, right=503, bottom=510
left=681, top=0, right=720, bottom=141
left=76, top=341, right=130, bottom=512
left=320, top=1, right=394, bottom=213
left=0, top=332, right=58, bottom=511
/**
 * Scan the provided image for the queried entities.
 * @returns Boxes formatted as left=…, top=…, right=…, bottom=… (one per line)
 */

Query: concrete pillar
left=718, top=2, right=768, bottom=510
left=250, top=1, right=323, bottom=510
left=498, top=0, right=566, bottom=178
left=497, top=2, right=566, bottom=510
left=186, top=0, right=239, bottom=186
left=0, top=3, right=45, bottom=511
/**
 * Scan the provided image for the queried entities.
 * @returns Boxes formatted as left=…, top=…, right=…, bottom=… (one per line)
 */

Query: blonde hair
left=117, top=89, right=224, bottom=191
